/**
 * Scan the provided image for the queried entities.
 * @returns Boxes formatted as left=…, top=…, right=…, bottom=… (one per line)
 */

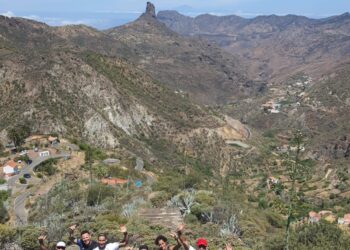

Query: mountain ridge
left=158, top=10, right=350, bottom=83
left=0, top=5, right=251, bottom=175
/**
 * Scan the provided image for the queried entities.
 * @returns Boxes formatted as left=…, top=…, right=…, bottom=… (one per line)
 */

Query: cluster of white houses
left=0, top=135, right=59, bottom=179
left=309, top=210, right=350, bottom=225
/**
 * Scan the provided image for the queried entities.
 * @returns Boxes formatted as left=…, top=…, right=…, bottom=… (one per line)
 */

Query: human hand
left=69, top=224, right=77, bottom=231
left=119, top=225, right=127, bottom=233
left=176, top=223, right=185, bottom=233
left=224, top=243, right=233, bottom=250
left=170, top=232, right=178, bottom=240
left=38, top=235, right=46, bottom=242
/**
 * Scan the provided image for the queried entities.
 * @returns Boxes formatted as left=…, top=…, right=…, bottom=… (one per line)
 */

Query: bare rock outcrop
left=145, top=2, right=156, bottom=18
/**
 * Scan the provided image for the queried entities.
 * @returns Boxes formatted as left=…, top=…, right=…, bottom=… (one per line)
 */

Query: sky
left=0, top=0, right=350, bottom=29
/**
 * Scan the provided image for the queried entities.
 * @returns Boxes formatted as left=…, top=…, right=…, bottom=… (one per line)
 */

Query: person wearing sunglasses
left=38, top=235, right=66, bottom=250
left=69, top=224, right=98, bottom=250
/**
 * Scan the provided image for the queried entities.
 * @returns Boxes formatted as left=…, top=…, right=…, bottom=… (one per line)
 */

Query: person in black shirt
left=69, top=224, right=98, bottom=250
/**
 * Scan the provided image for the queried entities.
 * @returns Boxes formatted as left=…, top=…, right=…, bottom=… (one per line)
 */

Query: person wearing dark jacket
left=69, top=224, right=98, bottom=250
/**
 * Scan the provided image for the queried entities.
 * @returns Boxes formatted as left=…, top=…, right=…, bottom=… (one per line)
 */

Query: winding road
left=9, top=152, right=70, bottom=226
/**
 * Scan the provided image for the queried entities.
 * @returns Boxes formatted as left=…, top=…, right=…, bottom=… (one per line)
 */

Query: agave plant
left=167, top=189, right=197, bottom=216
left=219, top=215, right=241, bottom=238
left=122, top=198, right=145, bottom=217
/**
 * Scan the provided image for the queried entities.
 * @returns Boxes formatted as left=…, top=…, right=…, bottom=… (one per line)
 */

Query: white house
left=39, top=151, right=50, bottom=157
left=2, top=160, right=18, bottom=177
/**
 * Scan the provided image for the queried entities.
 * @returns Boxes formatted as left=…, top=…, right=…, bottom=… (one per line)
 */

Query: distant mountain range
left=158, top=11, right=350, bottom=83
left=156, top=8, right=350, bottom=161
left=1, top=2, right=350, bottom=164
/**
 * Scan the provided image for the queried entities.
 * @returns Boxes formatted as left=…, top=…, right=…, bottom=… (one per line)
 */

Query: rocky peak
left=145, top=2, right=156, bottom=18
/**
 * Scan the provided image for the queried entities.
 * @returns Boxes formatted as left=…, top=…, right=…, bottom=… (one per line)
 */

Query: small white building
left=19, top=150, right=28, bottom=156
left=0, top=183, right=9, bottom=191
left=338, top=214, right=350, bottom=225
left=39, top=151, right=50, bottom=157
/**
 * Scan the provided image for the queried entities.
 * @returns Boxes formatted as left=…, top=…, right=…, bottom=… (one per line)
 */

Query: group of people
left=38, top=224, right=234, bottom=250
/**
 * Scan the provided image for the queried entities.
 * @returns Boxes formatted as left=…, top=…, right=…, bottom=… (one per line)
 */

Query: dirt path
left=324, top=169, right=332, bottom=179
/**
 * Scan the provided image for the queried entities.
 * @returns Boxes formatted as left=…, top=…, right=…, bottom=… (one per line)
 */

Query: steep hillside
left=220, top=62, right=350, bottom=164
left=158, top=11, right=350, bottom=83
left=0, top=11, right=250, bottom=175
left=106, top=3, right=264, bottom=105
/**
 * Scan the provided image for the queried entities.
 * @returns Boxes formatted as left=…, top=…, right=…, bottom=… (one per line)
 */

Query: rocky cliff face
left=145, top=2, right=156, bottom=18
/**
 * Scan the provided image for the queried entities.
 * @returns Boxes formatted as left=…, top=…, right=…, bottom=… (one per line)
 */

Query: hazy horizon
left=0, top=0, right=349, bottom=29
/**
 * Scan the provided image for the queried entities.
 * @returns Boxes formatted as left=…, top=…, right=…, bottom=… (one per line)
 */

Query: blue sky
left=0, top=0, right=349, bottom=29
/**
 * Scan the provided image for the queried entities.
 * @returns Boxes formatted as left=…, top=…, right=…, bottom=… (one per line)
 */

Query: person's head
left=97, top=234, right=108, bottom=248
left=139, top=245, right=149, bottom=250
left=81, top=230, right=92, bottom=245
left=56, top=241, right=66, bottom=250
left=155, top=235, right=168, bottom=250
left=196, top=238, right=208, bottom=250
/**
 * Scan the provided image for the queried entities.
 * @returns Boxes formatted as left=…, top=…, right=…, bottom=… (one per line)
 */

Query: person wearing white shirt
left=93, top=225, right=128, bottom=250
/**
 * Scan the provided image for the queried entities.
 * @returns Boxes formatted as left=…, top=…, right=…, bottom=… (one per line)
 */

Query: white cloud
left=60, top=20, right=90, bottom=25
left=23, top=14, right=40, bottom=20
left=1, top=11, right=15, bottom=17
left=96, top=10, right=142, bottom=14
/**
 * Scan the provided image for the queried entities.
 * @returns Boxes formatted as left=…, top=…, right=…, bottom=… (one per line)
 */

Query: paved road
left=8, top=153, right=70, bottom=188
left=10, top=152, right=70, bottom=226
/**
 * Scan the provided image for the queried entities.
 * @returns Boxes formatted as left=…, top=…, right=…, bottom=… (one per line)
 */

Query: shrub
left=19, top=177, right=27, bottom=184
left=291, top=221, right=350, bottom=249
left=195, top=191, right=215, bottom=206
left=14, top=155, right=30, bottom=162
left=150, top=191, right=171, bottom=208
left=329, top=193, right=337, bottom=199
left=19, top=226, right=41, bottom=250
left=86, top=183, right=115, bottom=206
left=35, top=158, right=57, bottom=176
left=0, top=224, right=16, bottom=248
left=184, top=213, right=198, bottom=224
left=265, top=211, right=284, bottom=228
left=0, top=201, right=9, bottom=223
left=258, top=197, right=268, bottom=209
left=336, top=182, right=348, bottom=191
left=191, top=203, right=212, bottom=222
left=248, top=194, right=259, bottom=202
left=0, top=190, right=9, bottom=202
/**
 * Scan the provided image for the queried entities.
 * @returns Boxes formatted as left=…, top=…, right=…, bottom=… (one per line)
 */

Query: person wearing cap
left=92, top=225, right=128, bottom=250
left=69, top=224, right=98, bottom=250
left=194, top=238, right=207, bottom=250
left=38, top=235, right=66, bottom=250
left=180, top=237, right=207, bottom=250
left=184, top=238, right=234, bottom=250
left=173, top=224, right=208, bottom=250
left=56, top=242, right=67, bottom=250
